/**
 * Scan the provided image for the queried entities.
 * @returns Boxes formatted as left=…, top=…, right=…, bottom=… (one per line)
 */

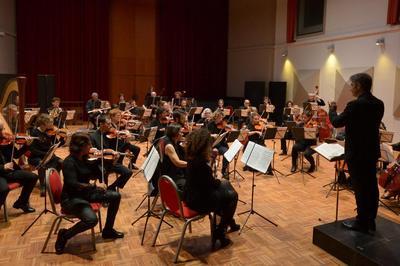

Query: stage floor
left=313, top=216, right=400, bottom=266
left=1, top=125, right=400, bottom=265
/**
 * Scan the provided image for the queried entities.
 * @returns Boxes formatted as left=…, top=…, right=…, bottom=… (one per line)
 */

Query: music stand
left=224, top=137, right=245, bottom=183
left=313, top=143, right=345, bottom=221
left=285, top=127, right=317, bottom=183
left=21, top=143, right=62, bottom=236
left=238, top=141, right=278, bottom=234
left=262, top=127, right=287, bottom=182
left=280, top=121, right=296, bottom=162
left=130, top=146, right=173, bottom=245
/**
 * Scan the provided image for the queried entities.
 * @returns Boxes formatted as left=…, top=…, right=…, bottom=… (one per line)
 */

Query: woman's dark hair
left=35, top=113, right=53, bottom=127
left=186, top=128, right=212, bottom=161
left=165, top=123, right=181, bottom=140
left=97, top=114, right=109, bottom=125
left=69, top=133, right=91, bottom=154
left=155, top=107, right=166, bottom=119
left=286, top=100, right=294, bottom=107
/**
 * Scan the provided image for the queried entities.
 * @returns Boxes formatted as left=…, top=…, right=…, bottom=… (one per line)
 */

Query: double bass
left=379, top=156, right=400, bottom=198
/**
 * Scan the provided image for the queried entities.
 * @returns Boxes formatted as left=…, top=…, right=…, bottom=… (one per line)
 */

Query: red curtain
left=158, top=0, right=229, bottom=100
left=387, top=0, right=400, bottom=25
left=16, top=0, right=110, bottom=105
left=287, top=0, right=297, bottom=43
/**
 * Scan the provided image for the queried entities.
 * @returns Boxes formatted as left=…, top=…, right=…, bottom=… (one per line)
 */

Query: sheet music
left=241, top=141, right=274, bottom=174
left=143, top=108, right=152, bottom=118
left=313, top=143, right=344, bottom=161
left=223, top=108, right=230, bottom=116
left=275, top=127, right=287, bottom=139
left=195, top=107, right=203, bottom=114
left=224, top=139, right=243, bottom=162
left=140, top=147, right=160, bottom=181
left=212, top=131, right=229, bottom=148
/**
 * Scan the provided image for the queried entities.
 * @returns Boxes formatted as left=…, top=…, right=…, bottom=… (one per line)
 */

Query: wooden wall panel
left=109, top=0, right=158, bottom=105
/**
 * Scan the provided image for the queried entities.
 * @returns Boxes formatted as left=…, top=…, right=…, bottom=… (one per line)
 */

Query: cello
left=379, top=155, right=400, bottom=199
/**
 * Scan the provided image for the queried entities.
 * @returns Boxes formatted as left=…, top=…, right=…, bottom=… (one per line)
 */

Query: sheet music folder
left=312, top=143, right=345, bottom=162
left=240, top=141, right=274, bottom=174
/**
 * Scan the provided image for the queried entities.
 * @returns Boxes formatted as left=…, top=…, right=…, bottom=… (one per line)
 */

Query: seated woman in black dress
left=184, top=128, right=239, bottom=248
left=55, top=133, right=123, bottom=254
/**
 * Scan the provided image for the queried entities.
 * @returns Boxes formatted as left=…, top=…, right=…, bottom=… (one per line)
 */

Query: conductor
left=329, top=73, right=384, bottom=233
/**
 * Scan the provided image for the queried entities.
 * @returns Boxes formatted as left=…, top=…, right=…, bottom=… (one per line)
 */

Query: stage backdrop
left=292, top=69, right=320, bottom=105
left=16, top=0, right=110, bottom=106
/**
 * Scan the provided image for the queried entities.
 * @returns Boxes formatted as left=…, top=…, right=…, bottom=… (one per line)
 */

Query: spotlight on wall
left=327, top=44, right=335, bottom=53
left=375, top=38, right=385, bottom=47
left=281, top=50, right=288, bottom=57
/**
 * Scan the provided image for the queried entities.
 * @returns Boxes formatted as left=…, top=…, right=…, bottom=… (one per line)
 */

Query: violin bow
left=10, top=114, right=18, bottom=163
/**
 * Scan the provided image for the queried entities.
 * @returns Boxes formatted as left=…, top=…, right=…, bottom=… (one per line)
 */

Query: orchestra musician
left=179, top=99, right=190, bottom=112
left=207, top=110, right=230, bottom=178
left=55, top=133, right=123, bottom=254
left=259, top=96, right=275, bottom=120
left=238, top=99, right=252, bottom=128
left=197, top=108, right=213, bottom=128
left=290, top=108, right=317, bottom=173
left=150, top=108, right=169, bottom=141
left=109, top=109, right=141, bottom=169
left=0, top=123, right=38, bottom=214
left=86, top=92, right=102, bottom=129
left=156, top=124, right=187, bottom=193
left=329, top=73, right=384, bottom=233
left=305, top=86, right=325, bottom=106
left=172, top=91, right=183, bottom=106
left=184, top=128, right=239, bottom=248
left=89, top=115, right=133, bottom=191
left=28, top=114, right=65, bottom=196
left=280, top=101, right=294, bottom=155
left=48, top=97, right=66, bottom=127
left=216, top=99, right=224, bottom=112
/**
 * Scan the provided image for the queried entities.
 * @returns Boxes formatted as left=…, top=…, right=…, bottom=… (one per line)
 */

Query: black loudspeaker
left=244, top=81, right=266, bottom=107
left=268, top=81, right=286, bottom=125
left=37, top=74, right=55, bottom=113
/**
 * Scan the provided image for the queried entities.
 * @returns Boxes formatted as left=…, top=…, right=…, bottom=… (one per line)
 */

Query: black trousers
left=347, top=161, right=379, bottom=225
left=62, top=190, right=121, bottom=240
left=106, top=163, right=133, bottom=189
left=291, top=140, right=315, bottom=167
left=212, top=180, right=238, bottom=228
left=0, top=170, right=38, bottom=206
left=280, top=132, right=293, bottom=153
left=214, top=144, right=228, bottom=173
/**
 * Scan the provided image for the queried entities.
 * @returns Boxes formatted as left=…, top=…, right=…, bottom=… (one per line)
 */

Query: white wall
left=273, top=0, right=400, bottom=142
left=227, top=0, right=276, bottom=97
left=0, top=0, right=16, bottom=74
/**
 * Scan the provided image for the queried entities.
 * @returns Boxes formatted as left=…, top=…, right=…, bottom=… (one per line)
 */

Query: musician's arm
left=165, top=144, right=187, bottom=168
left=329, top=101, right=354, bottom=128
left=13, top=144, right=29, bottom=158
left=63, top=160, right=92, bottom=191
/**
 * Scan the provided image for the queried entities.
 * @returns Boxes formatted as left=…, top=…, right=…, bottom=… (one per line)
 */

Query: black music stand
left=260, top=127, right=286, bottom=182
left=225, top=131, right=245, bottom=182
left=130, top=146, right=172, bottom=245
left=238, top=142, right=278, bottom=234
left=280, top=121, right=296, bottom=162
left=285, top=127, right=317, bottom=183
left=21, top=143, right=62, bottom=236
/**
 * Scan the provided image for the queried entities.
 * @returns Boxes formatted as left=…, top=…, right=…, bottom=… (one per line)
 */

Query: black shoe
left=40, top=185, right=46, bottom=197
left=55, top=229, right=68, bottom=254
left=13, top=201, right=35, bottom=213
left=102, top=228, right=124, bottom=239
left=342, top=219, right=369, bottom=233
left=243, top=166, right=248, bottom=171
left=307, top=165, right=315, bottom=173
left=279, top=151, right=287, bottom=156
left=228, top=223, right=240, bottom=233
left=291, top=165, right=297, bottom=173
left=212, top=227, right=232, bottom=249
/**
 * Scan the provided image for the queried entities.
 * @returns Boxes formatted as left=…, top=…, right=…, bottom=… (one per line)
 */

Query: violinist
left=86, top=92, right=102, bottom=129
left=0, top=123, right=38, bottom=214
left=305, top=87, right=325, bottom=107
left=109, top=109, right=141, bottom=169
left=197, top=108, right=213, bottom=128
left=150, top=108, right=169, bottom=141
left=172, top=109, right=188, bottom=127
left=238, top=99, right=252, bottom=129
left=28, top=114, right=64, bottom=196
left=280, top=100, right=294, bottom=155
left=216, top=99, right=224, bottom=112
left=48, top=97, right=66, bottom=127
left=207, top=110, right=229, bottom=178
left=259, top=96, right=275, bottom=120
left=55, top=133, right=123, bottom=254
left=179, top=99, right=190, bottom=113
left=89, top=115, right=133, bottom=191
left=155, top=124, right=187, bottom=193
left=290, top=109, right=317, bottom=173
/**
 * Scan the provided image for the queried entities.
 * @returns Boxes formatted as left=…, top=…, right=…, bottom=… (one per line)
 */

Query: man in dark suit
left=329, top=73, right=384, bottom=233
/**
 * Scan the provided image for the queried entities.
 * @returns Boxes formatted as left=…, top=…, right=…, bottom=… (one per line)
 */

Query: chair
left=151, top=175, right=214, bottom=263
left=1, top=182, right=21, bottom=222
left=41, top=168, right=102, bottom=253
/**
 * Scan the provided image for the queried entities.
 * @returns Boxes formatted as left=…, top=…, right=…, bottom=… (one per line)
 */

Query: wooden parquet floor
left=1, top=125, right=399, bottom=265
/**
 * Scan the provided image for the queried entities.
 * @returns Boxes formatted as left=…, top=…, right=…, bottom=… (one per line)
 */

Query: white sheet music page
left=140, top=146, right=160, bottom=181
left=241, top=141, right=274, bottom=173
left=314, top=143, right=344, bottom=161
left=212, top=131, right=229, bottom=148
left=224, top=139, right=243, bottom=162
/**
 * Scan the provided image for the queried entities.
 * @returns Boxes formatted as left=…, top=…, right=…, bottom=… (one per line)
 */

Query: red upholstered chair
left=41, top=168, right=102, bottom=253
left=151, top=175, right=214, bottom=263
left=2, top=182, right=21, bottom=222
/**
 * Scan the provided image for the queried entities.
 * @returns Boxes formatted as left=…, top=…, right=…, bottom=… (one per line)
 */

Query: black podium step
left=313, top=216, right=400, bottom=266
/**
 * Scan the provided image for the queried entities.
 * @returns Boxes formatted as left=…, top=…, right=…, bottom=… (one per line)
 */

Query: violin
left=0, top=132, right=39, bottom=146
left=46, top=127, right=69, bottom=138
left=216, top=120, right=234, bottom=131
left=88, top=148, right=133, bottom=161
left=106, top=128, right=137, bottom=140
